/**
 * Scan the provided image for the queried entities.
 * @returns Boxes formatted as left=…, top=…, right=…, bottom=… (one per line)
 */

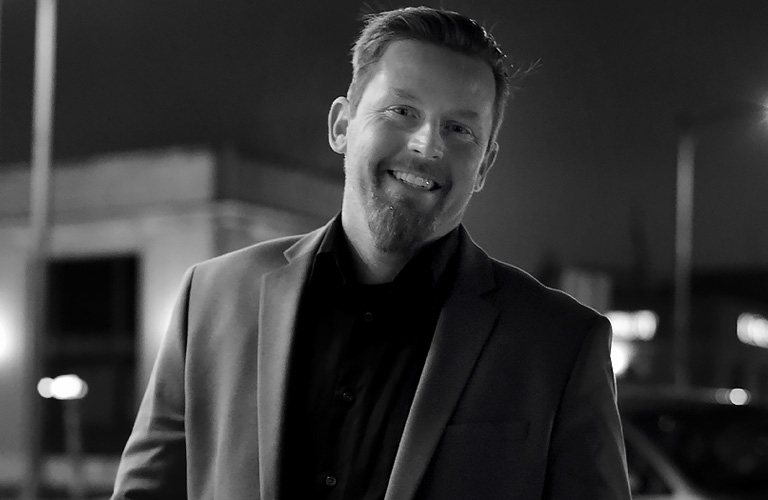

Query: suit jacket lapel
left=385, top=228, right=499, bottom=500
left=256, top=224, right=328, bottom=500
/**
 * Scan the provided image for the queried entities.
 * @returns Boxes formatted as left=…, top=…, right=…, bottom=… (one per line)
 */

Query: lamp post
left=21, top=1, right=58, bottom=499
left=38, top=375, right=89, bottom=500
left=673, top=101, right=768, bottom=390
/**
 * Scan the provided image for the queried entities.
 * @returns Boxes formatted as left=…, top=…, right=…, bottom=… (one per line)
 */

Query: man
left=112, top=6, right=631, bottom=500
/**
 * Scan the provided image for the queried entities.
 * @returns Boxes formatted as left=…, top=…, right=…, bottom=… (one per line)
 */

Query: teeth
left=391, top=171, right=437, bottom=190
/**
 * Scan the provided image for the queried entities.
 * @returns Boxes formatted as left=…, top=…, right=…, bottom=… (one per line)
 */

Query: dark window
left=43, top=255, right=138, bottom=454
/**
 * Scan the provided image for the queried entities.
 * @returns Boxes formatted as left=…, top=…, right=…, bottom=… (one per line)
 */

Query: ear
left=473, top=141, right=498, bottom=192
left=328, top=96, right=351, bottom=154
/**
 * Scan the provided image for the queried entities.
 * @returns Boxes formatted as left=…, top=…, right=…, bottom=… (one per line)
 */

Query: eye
left=445, top=122, right=473, bottom=136
left=388, top=106, right=416, bottom=118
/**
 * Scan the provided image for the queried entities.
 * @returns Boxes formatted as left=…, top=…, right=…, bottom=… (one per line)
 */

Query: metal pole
left=0, top=0, right=4, bottom=123
left=63, top=400, right=86, bottom=500
left=673, top=125, right=695, bottom=390
left=21, top=1, right=58, bottom=499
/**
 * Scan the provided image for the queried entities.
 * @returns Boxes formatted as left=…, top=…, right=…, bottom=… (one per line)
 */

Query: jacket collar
left=385, top=226, right=498, bottom=500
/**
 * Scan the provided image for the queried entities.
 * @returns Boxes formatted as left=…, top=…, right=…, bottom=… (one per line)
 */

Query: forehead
left=361, top=40, right=496, bottom=118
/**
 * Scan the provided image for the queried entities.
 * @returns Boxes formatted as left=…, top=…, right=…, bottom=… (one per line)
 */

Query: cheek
left=446, top=148, right=487, bottom=182
left=348, top=125, right=402, bottom=161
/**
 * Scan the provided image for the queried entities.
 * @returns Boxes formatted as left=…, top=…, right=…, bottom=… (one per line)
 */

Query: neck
left=349, top=244, right=410, bottom=284
left=341, top=213, right=418, bottom=284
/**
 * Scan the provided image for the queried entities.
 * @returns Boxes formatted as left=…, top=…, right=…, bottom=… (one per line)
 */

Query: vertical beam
left=0, top=0, right=4, bottom=122
left=673, top=126, right=695, bottom=389
left=63, top=400, right=86, bottom=500
left=21, top=1, right=58, bottom=498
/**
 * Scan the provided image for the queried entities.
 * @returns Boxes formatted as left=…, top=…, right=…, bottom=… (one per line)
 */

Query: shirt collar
left=313, top=213, right=460, bottom=294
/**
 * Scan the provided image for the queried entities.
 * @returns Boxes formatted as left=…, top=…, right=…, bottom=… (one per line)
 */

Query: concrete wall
left=0, top=147, right=341, bottom=488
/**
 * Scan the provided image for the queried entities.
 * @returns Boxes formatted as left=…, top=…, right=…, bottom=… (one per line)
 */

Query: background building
left=0, top=146, right=341, bottom=492
left=2, top=0, right=768, bottom=495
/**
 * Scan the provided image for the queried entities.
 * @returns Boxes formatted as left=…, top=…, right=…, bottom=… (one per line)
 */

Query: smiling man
left=112, top=7, right=632, bottom=500
left=331, top=37, right=498, bottom=282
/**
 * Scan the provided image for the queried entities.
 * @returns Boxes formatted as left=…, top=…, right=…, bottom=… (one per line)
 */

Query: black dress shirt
left=281, top=216, right=460, bottom=500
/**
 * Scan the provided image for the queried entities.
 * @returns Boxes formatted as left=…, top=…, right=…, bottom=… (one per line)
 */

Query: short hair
left=348, top=6, right=511, bottom=145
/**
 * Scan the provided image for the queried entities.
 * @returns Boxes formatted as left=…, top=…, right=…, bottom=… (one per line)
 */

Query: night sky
left=2, top=0, right=768, bottom=281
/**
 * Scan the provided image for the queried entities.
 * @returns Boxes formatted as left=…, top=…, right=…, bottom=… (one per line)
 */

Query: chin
left=366, top=195, right=437, bottom=254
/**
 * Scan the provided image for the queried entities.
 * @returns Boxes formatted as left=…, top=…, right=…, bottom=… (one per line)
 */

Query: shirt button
left=325, top=475, right=337, bottom=487
left=341, top=391, right=355, bottom=404
left=363, top=311, right=374, bottom=322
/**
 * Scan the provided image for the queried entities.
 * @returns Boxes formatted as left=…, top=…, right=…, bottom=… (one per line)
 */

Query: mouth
left=388, top=170, right=441, bottom=191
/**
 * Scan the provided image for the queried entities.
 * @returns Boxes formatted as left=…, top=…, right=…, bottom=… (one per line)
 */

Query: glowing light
left=610, top=341, right=636, bottom=377
left=606, top=310, right=658, bottom=341
left=715, top=387, right=752, bottom=406
left=37, top=377, right=54, bottom=398
left=0, top=325, right=10, bottom=363
left=0, top=310, right=19, bottom=365
left=728, top=388, right=750, bottom=406
left=737, top=312, right=768, bottom=348
left=38, top=374, right=88, bottom=400
left=761, top=98, right=768, bottom=125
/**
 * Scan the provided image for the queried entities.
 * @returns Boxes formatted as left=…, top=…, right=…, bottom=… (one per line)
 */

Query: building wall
left=0, top=232, right=28, bottom=459
left=0, top=147, right=341, bottom=487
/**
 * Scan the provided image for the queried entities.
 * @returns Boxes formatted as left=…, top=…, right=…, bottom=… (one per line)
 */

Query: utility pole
left=0, top=1, right=4, bottom=122
left=672, top=101, right=768, bottom=391
left=673, top=119, right=695, bottom=389
left=21, top=1, right=58, bottom=498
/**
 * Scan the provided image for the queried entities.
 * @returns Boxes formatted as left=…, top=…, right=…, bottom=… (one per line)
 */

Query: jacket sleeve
left=542, top=315, right=632, bottom=500
left=111, top=268, right=194, bottom=499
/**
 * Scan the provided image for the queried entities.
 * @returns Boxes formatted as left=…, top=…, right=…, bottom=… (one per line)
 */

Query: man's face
left=329, top=39, right=498, bottom=253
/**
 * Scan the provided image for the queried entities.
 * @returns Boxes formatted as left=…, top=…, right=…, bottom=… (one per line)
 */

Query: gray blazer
left=112, top=221, right=631, bottom=500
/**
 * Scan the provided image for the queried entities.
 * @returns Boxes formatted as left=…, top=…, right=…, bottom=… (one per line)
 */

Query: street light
left=37, top=374, right=89, bottom=500
left=673, top=100, right=768, bottom=389
left=22, top=1, right=59, bottom=499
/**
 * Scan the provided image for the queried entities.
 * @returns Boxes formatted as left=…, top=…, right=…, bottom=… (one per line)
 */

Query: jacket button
left=325, top=475, right=337, bottom=487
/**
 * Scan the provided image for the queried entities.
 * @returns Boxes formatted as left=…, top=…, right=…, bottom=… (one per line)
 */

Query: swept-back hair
left=348, top=6, right=511, bottom=144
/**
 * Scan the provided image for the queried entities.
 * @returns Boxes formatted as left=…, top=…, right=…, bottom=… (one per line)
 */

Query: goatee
left=366, top=193, right=435, bottom=254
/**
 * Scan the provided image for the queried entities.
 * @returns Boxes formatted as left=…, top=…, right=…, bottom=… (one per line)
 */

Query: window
left=43, top=255, right=138, bottom=454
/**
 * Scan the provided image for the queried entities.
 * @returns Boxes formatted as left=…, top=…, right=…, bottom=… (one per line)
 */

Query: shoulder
left=470, top=250, right=607, bottom=356
left=198, top=234, right=302, bottom=274
left=187, top=224, right=326, bottom=291
left=482, top=256, right=612, bottom=374
left=456, top=228, right=601, bottom=327
left=489, top=257, right=600, bottom=323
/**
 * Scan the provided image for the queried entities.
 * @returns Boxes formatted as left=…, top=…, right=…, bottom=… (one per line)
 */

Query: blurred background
left=1, top=0, right=768, bottom=498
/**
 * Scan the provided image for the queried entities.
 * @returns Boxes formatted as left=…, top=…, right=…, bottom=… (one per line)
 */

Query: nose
left=408, top=121, right=444, bottom=160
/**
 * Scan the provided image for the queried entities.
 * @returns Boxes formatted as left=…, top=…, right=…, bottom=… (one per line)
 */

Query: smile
left=388, top=170, right=440, bottom=191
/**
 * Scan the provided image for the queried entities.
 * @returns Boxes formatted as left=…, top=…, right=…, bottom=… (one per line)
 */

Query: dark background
left=2, top=0, right=768, bottom=280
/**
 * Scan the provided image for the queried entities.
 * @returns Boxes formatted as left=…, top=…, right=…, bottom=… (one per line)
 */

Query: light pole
left=673, top=101, right=768, bottom=390
left=38, top=375, right=89, bottom=500
left=21, top=1, right=58, bottom=499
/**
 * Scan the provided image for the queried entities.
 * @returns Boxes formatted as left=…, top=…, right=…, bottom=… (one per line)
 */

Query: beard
left=364, top=182, right=439, bottom=254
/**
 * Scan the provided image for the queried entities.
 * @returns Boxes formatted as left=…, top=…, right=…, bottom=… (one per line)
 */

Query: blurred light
left=0, top=325, right=9, bottom=362
left=762, top=98, right=768, bottom=125
left=606, top=310, right=658, bottom=341
left=728, top=388, right=750, bottom=406
left=38, top=374, right=88, bottom=400
left=715, top=387, right=752, bottom=406
left=0, top=310, right=18, bottom=365
left=610, top=340, right=636, bottom=377
left=37, top=377, right=54, bottom=398
left=737, top=312, right=768, bottom=348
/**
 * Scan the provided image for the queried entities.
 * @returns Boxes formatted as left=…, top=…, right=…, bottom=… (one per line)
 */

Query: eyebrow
left=391, top=88, right=421, bottom=102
